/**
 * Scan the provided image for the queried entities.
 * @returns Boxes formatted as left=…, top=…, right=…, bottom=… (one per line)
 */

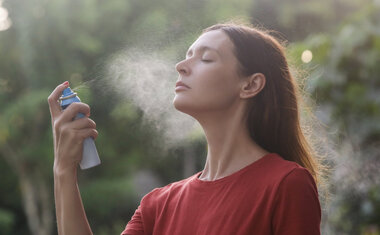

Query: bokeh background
left=1, top=0, right=380, bottom=234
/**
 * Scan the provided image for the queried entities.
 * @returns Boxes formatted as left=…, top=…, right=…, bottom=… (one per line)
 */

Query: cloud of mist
left=104, top=48, right=203, bottom=149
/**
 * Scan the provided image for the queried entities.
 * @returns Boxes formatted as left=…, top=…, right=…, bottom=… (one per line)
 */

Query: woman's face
left=173, top=30, right=243, bottom=117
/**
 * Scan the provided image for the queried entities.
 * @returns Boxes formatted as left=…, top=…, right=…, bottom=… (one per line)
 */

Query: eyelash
left=201, top=59, right=212, bottom=63
left=184, top=52, right=213, bottom=63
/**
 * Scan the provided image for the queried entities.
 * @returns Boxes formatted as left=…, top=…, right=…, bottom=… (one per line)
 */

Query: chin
left=172, top=94, right=221, bottom=119
left=173, top=96, right=188, bottom=112
left=172, top=95, right=197, bottom=117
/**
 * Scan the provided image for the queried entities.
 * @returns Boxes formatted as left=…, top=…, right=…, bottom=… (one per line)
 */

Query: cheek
left=191, top=69, right=238, bottom=109
left=202, top=67, right=238, bottom=95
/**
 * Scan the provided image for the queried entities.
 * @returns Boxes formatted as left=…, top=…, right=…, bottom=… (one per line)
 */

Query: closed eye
left=201, top=59, right=213, bottom=63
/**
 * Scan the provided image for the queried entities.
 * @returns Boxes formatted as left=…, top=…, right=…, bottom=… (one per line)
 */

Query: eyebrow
left=186, top=46, right=220, bottom=57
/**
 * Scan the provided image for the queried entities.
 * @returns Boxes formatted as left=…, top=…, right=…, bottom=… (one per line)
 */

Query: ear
left=240, top=73, right=266, bottom=99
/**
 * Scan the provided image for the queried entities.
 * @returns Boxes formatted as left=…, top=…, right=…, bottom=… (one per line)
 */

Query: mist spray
left=59, top=87, right=101, bottom=170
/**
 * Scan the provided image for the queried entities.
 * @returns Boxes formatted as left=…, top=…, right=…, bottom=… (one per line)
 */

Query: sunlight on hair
left=301, top=50, right=313, bottom=63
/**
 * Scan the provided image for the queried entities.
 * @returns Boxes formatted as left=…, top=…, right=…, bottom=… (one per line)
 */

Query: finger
left=78, top=128, right=98, bottom=140
left=67, top=118, right=96, bottom=130
left=60, top=102, right=91, bottom=122
left=48, top=81, right=70, bottom=119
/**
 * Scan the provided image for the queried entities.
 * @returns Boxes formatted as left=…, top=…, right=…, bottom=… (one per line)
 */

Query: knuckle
left=79, top=130, right=88, bottom=140
left=60, top=124, right=73, bottom=137
left=83, top=103, right=91, bottom=114
left=88, top=119, right=96, bottom=128
left=47, top=95, right=55, bottom=104
left=70, top=102, right=80, bottom=109
left=60, top=125, right=68, bottom=135
left=71, top=102, right=90, bottom=114
left=55, top=117, right=64, bottom=126
left=91, top=129, right=98, bottom=139
left=53, top=119, right=61, bottom=131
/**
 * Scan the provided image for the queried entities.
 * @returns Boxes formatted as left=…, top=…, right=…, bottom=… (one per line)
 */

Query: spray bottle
left=59, top=87, right=101, bottom=170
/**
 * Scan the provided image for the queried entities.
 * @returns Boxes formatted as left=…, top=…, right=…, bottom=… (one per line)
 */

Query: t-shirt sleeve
left=120, top=205, right=145, bottom=235
left=121, top=188, right=159, bottom=235
left=272, top=167, right=321, bottom=235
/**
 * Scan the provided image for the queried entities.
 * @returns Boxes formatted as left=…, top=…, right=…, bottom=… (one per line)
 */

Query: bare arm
left=48, top=82, right=97, bottom=235
left=54, top=169, right=92, bottom=235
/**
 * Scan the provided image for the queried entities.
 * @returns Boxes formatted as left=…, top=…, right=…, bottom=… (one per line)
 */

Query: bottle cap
left=60, top=87, right=81, bottom=107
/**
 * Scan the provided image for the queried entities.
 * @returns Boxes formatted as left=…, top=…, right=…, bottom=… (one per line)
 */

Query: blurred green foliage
left=0, top=0, right=379, bottom=234
left=289, top=4, right=380, bottom=234
left=322, top=12, right=378, bottom=235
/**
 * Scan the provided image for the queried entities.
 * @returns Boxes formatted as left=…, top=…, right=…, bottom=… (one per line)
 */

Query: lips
left=175, top=81, right=190, bottom=89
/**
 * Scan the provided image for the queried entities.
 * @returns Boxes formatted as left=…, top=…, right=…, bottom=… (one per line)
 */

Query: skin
left=47, top=29, right=268, bottom=234
left=48, top=82, right=95, bottom=235
left=173, top=30, right=269, bottom=181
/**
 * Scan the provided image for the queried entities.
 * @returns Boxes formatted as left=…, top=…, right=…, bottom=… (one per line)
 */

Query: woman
left=48, top=23, right=322, bottom=235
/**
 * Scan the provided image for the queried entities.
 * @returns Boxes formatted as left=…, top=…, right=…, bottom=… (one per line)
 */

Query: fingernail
left=63, top=81, right=69, bottom=86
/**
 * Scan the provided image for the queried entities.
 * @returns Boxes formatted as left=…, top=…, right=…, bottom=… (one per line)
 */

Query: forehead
left=188, top=30, right=235, bottom=55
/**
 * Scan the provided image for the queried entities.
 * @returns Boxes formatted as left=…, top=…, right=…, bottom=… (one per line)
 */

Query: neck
left=195, top=102, right=269, bottom=181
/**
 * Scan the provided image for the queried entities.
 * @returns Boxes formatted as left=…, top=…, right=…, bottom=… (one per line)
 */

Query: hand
left=48, top=82, right=98, bottom=176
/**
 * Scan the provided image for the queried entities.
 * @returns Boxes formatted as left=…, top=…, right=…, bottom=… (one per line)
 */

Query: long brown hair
left=203, top=23, right=323, bottom=184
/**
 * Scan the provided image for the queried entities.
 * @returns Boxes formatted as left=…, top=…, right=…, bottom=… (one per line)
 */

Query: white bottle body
left=80, top=137, right=101, bottom=169
left=75, top=113, right=101, bottom=169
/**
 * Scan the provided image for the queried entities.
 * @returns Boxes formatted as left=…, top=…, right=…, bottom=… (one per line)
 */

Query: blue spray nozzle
left=60, top=87, right=81, bottom=109
left=62, top=87, right=74, bottom=96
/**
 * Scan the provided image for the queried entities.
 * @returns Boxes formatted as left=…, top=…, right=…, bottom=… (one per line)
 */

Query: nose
left=175, top=59, right=190, bottom=76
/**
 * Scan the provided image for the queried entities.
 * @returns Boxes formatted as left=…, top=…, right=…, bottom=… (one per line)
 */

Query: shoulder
left=266, top=154, right=320, bottom=210
left=255, top=153, right=315, bottom=186
left=247, top=153, right=319, bottom=199
left=263, top=153, right=302, bottom=173
left=126, top=175, right=197, bottom=234
left=270, top=158, right=321, bottom=234
left=269, top=154, right=317, bottom=191
left=140, top=173, right=198, bottom=208
left=277, top=166, right=318, bottom=198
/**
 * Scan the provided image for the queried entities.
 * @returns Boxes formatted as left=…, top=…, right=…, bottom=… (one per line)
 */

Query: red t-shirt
left=121, top=153, right=321, bottom=235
